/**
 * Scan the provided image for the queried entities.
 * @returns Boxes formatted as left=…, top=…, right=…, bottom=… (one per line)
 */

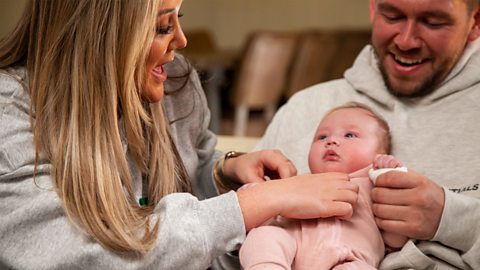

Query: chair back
left=181, top=29, right=218, bottom=57
left=231, top=31, right=297, bottom=109
left=286, top=29, right=371, bottom=99
left=328, top=29, right=371, bottom=80
left=285, top=30, right=339, bottom=99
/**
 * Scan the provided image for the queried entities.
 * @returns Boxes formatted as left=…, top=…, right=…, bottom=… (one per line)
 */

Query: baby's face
left=308, top=108, right=382, bottom=174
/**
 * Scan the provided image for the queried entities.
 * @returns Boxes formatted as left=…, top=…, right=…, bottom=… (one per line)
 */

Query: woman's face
left=143, top=0, right=187, bottom=103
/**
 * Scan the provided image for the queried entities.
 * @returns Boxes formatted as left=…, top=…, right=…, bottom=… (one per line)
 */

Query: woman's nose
left=170, top=26, right=188, bottom=51
left=176, top=27, right=188, bottom=50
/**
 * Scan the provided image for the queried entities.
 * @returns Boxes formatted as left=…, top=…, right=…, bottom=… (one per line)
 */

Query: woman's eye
left=156, top=26, right=174, bottom=35
left=345, top=133, right=357, bottom=138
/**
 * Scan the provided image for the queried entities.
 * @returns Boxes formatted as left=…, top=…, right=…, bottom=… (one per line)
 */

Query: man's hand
left=371, top=170, right=445, bottom=240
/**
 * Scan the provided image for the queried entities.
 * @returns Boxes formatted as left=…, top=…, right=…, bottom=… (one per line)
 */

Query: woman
left=0, top=0, right=359, bottom=269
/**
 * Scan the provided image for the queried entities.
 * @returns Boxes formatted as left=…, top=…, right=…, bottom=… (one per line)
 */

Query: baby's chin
left=315, top=163, right=349, bottom=174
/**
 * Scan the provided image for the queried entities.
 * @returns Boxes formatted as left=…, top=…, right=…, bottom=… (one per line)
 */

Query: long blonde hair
left=0, top=0, right=191, bottom=253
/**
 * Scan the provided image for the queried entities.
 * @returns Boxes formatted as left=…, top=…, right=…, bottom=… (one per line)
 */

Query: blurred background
left=0, top=0, right=371, bottom=137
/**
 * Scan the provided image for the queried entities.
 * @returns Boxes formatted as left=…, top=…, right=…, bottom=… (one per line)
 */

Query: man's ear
left=468, top=5, right=480, bottom=41
left=369, top=0, right=376, bottom=23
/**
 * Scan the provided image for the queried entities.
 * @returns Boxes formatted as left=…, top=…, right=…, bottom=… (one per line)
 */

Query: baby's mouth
left=323, top=150, right=340, bottom=161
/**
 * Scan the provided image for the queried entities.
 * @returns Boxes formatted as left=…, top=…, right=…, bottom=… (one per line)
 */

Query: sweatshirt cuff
left=197, top=191, right=246, bottom=252
left=432, top=188, right=480, bottom=251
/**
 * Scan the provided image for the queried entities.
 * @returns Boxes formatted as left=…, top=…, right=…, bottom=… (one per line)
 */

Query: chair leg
left=264, top=104, right=276, bottom=123
left=234, top=105, right=249, bottom=136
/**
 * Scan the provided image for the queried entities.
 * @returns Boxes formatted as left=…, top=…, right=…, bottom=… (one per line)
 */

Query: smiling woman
left=143, top=1, right=187, bottom=103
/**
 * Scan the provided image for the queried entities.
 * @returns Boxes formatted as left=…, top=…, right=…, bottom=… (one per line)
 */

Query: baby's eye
left=345, top=132, right=357, bottom=138
left=318, top=135, right=327, bottom=140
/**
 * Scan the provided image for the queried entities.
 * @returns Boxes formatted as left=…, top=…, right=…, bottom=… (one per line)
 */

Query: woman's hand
left=237, top=172, right=359, bottom=231
left=222, top=149, right=297, bottom=185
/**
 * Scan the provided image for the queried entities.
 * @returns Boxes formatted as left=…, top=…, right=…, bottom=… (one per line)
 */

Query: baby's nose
left=326, top=139, right=339, bottom=146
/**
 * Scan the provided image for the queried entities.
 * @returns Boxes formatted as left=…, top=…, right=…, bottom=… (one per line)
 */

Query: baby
left=240, top=102, right=408, bottom=269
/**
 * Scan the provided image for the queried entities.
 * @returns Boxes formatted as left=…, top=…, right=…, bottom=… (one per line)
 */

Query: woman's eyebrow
left=158, top=7, right=179, bottom=16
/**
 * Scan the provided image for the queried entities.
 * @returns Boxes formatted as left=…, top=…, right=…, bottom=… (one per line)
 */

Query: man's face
left=370, top=0, right=479, bottom=97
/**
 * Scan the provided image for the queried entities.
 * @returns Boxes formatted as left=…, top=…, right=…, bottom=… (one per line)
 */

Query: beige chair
left=285, top=30, right=340, bottom=99
left=285, top=29, right=371, bottom=99
left=328, top=29, right=371, bottom=80
left=230, top=31, right=297, bottom=136
left=181, top=29, right=218, bottom=57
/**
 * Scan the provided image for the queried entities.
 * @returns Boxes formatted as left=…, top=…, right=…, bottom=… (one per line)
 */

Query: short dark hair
left=466, top=0, right=480, bottom=14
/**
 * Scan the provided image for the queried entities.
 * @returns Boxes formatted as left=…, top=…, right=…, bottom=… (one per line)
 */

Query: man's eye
left=423, top=18, right=448, bottom=29
left=156, top=26, right=174, bottom=35
left=382, top=12, right=403, bottom=23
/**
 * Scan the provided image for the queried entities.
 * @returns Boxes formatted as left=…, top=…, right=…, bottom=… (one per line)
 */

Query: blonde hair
left=324, top=102, right=391, bottom=154
left=0, top=0, right=190, bottom=253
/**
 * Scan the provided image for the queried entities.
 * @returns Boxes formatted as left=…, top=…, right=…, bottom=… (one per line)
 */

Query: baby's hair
left=325, top=102, right=392, bottom=154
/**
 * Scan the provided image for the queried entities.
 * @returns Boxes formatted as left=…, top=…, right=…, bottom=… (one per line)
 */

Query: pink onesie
left=239, top=175, right=384, bottom=270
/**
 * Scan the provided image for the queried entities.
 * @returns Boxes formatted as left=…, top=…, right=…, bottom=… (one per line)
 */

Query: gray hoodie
left=0, top=54, right=245, bottom=270
left=256, top=39, right=480, bottom=269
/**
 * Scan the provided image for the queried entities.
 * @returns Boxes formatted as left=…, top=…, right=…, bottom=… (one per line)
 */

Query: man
left=256, top=0, right=480, bottom=269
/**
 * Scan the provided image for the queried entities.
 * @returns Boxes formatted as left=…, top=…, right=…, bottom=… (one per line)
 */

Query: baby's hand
left=369, top=154, right=407, bottom=185
left=373, top=154, right=403, bottom=169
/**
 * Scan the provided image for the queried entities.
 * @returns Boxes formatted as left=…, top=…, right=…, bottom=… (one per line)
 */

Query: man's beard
left=377, top=63, right=440, bottom=98
left=374, top=50, right=451, bottom=98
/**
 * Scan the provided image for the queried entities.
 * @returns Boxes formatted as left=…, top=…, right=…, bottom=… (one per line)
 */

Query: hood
left=344, top=39, right=480, bottom=109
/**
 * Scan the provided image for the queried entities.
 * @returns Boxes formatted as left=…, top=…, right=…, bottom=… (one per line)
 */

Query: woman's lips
left=151, top=65, right=166, bottom=82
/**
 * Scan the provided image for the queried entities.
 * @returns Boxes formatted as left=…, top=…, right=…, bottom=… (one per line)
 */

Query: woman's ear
left=468, top=5, right=480, bottom=41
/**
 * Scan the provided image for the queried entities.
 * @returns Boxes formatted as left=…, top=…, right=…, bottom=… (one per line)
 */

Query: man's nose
left=394, top=20, right=422, bottom=51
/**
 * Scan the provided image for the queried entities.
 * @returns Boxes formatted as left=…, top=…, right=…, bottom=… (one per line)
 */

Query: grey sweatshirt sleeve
left=380, top=190, right=480, bottom=270
left=432, top=189, right=480, bottom=268
left=0, top=173, right=244, bottom=270
left=0, top=71, right=245, bottom=269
